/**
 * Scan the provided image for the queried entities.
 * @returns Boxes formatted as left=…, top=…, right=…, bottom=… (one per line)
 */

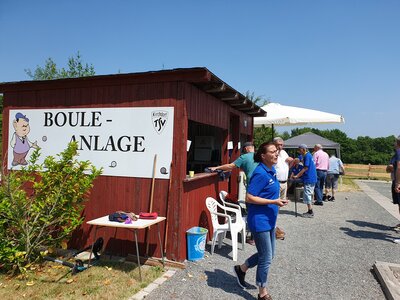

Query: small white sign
left=8, top=107, right=174, bottom=179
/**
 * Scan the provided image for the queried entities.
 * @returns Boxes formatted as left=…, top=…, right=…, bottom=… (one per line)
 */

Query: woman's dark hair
left=254, top=142, right=275, bottom=163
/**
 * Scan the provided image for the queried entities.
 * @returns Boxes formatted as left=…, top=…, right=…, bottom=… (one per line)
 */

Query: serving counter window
left=187, top=121, right=224, bottom=174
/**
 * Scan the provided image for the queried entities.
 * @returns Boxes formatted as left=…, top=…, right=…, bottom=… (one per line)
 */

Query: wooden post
left=163, top=162, right=173, bottom=255
left=368, top=163, right=371, bottom=180
left=145, top=154, right=157, bottom=255
left=149, top=154, right=157, bottom=213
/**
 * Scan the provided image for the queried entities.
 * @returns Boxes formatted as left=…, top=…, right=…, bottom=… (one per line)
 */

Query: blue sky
left=1, top=0, right=399, bottom=138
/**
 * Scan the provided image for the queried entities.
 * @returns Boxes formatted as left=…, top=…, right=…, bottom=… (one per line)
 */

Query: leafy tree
left=245, top=91, right=269, bottom=107
left=0, top=94, right=3, bottom=154
left=280, top=130, right=291, bottom=141
left=254, top=125, right=274, bottom=146
left=247, top=91, right=272, bottom=146
left=0, top=142, right=101, bottom=274
left=25, top=52, right=95, bottom=80
left=272, top=127, right=395, bottom=165
left=253, top=126, right=291, bottom=146
left=0, top=52, right=94, bottom=155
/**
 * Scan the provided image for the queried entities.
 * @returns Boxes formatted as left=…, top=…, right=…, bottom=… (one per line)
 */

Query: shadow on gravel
left=205, top=236, right=247, bottom=261
left=204, top=269, right=257, bottom=299
left=278, top=209, right=298, bottom=217
left=347, top=220, right=392, bottom=231
left=340, top=226, right=394, bottom=242
left=205, top=244, right=233, bottom=260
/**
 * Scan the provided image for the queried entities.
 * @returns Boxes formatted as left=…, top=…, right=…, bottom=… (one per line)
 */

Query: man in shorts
left=292, top=144, right=317, bottom=218
left=325, top=154, right=344, bottom=201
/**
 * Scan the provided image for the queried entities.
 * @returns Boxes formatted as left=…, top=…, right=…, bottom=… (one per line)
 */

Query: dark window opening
left=187, top=120, right=223, bottom=174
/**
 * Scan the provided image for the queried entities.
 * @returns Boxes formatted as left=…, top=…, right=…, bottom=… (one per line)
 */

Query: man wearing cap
left=313, top=144, right=329, bottom=205
left=10, top=112, right=39, bottom=166
left=292, top=144, right=317, bottom=217
left=209, top=142, right=258, bottom=184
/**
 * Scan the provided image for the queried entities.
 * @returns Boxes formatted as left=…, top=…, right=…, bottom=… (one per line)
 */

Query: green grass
left=339, top=177, right=362, bottom=191
left=0, top=259, right=164, bottom=300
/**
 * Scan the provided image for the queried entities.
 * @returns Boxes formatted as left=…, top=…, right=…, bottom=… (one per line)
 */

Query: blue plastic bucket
left=186, top=227, right=208, bottom=261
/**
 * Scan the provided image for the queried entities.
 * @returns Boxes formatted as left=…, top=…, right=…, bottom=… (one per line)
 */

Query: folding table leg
left=109, top=227, right=118, bottom=260
left=156, top=223, right=165, bottom=267
left=133, top=229, right=142, bottom=281
left=88, top=226, right=98, bottom=267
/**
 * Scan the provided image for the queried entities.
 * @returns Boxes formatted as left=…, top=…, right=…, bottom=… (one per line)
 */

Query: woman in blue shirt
left=233, top=142, right=288, bottom=300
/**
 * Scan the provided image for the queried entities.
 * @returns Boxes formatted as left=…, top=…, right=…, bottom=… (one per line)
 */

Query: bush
left=0, top=142, right=101, bottom=274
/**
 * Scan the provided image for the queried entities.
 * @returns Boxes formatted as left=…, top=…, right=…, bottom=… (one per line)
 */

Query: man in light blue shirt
left=325, top=154, right=344, bottom=201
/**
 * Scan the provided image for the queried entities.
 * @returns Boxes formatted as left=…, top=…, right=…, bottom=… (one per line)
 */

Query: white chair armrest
left=224, top=202, right=241, bottom=210
left=237, top=200, right=247, bottom=210
left=220, top=205, right=242, bottom=221
left=209, top=211, right=232, bottom=223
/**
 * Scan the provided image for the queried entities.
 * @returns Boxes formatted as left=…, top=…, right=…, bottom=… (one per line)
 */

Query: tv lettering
left=154, top=118, right=166, bottom=132
left=152, top=111, right=168, bottom=134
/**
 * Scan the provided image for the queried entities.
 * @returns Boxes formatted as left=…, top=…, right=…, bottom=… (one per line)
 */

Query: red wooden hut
left=0, top=67, right=265, bottom=262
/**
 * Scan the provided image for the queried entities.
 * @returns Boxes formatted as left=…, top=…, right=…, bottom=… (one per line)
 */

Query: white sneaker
left=393, top=239, right=400, bottom=244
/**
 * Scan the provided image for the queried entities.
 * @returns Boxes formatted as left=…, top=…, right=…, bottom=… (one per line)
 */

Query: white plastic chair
left=219, top=190, right=243, bottom=221
left=236, top=171, right=248, bottom=211
left=219, top=190, right=248, bottom=240
left=205, top=197, right=245, bottom=261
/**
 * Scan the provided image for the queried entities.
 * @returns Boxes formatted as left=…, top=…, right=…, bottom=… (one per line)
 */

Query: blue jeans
left=315, top=170, right=327, bottom=202
left=245, top=228, right=276, bottom=288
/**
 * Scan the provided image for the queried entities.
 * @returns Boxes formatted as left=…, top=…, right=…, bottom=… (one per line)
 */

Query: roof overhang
left=0, top=67, right=266, bottom=117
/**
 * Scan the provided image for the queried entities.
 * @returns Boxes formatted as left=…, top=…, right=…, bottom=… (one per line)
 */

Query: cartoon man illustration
left=10, top=112, right=39, bottom=166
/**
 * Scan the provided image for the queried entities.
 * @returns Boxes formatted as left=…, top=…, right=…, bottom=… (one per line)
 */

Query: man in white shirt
left=273, top=137, right=294, bottom=200
left=273, top=137, right=293, bottom=240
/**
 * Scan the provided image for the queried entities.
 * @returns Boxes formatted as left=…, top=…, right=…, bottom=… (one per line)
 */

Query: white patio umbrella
left=254, top=102, right=345, bottom=128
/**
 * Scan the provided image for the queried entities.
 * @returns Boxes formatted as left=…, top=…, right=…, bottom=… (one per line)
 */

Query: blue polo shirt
left=390, top=148, right=400, bottom=181
left=290, top=164, right=303, bottom=177
left=246, top=163, right=280, bottom=232
left=233, top=152, right=259, bottom=184
left=302, top=151, right=317, bottom=184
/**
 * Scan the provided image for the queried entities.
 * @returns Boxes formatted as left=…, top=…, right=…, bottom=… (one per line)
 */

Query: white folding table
left=87, top=215, right=166, bottom=281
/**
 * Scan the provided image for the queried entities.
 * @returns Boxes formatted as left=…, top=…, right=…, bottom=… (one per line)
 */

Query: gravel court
left=145, top=182, right=400, bottom=300
left=359, top=180, right=392, bottom=201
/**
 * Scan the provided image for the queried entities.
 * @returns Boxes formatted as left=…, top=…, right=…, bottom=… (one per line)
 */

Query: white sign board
left=7, top=107, right=174, bottom=179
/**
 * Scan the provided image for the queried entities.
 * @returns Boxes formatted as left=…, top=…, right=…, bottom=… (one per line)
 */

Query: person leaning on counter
left=209, top=142, right=258, bottom=185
